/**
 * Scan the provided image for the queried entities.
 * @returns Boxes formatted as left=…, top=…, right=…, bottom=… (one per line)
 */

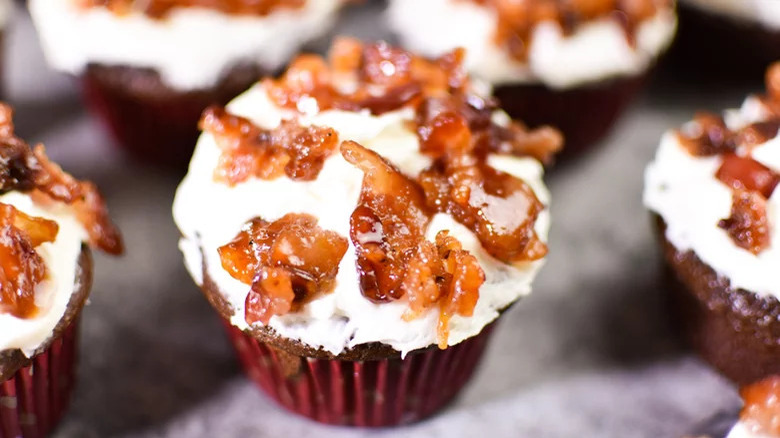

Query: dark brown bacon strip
left=718, top=189, right=771, bottom=255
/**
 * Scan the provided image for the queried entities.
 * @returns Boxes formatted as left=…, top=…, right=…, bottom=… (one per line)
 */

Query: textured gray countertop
left=5, top=2, right=757, bottom=437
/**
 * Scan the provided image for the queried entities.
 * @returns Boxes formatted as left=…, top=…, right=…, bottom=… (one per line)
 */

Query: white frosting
left=684, top=0, right=780, bottom=30
left=644, top=96, right=780, bottom=299
left=727, top=421, right=776, bottom=438
left=0, top=192, right=89, bottom=357
left=173, top=84, right=550, bottom=356
left=27, top=0, right=342, bottom=91
left=387, top=0, right=677, bottom=89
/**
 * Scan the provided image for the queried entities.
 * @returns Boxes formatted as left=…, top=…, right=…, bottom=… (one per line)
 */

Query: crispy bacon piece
left=76, top=0, right=305, bottom=18
left=739, top=375, right=780, bottom=435
left=718, top=189, right=771, bottom=255
left=677, top=112, right=736, bottom=157
left=200, top=106, right=339, bottom=185
left=0, top=104, right=123, bottom=255
left=716, top=154, right=780, bottom=199
left=0, top=203, right=58, bottom=318
left=218, top=213, right=348, bottom=325
left=419, top=154, right=547, bottom=263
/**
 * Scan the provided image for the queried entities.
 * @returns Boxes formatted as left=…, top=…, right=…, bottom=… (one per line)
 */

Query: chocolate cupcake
left=173, top=38, right=561, bottom=426
left=28, top=0, right=346, bottom=166
left=388, top=0, right=677, bottom=156
left=644, top=63, right=780, bottom=385
left=0, top=104, right=122, bottom=437
left=725, top=375, right=780, bottom=438
left=673, top=0, right=780, bottom=80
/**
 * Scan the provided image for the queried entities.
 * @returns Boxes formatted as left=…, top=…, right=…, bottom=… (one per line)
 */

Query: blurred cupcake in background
left=0, top=103, right=122, bottom=437
left=644, top=63, right=780, bottom=385
left=173, top=38, right=560, bottom=426
left=672, top=0, right=780, bottom=80
left=28, top=0, right=347, bottom=166
left=388, top=0, right=677, bottom=156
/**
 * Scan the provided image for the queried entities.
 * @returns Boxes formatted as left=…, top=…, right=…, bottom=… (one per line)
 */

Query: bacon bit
left=716, top=154, right=780, bottom=199
left=419, top=154, right=547, bottom=263
left=341, top=141, right=430, bottom=302
left=736, top=121, right=780, bottom=150
left=766, top=62, right=780, bottom=102
left=718, top=189, right=771, bottom=255
left=0, top=104, right=123, bottom=255
left=739, top=375, right=780, bottom=435
left=0, top=203, right=58, bottom=318
left=200, top=106, right=339, bottom=185
left=218, top=213, right=348, bottom=325
left=677, top=112, right=736, bottom=156
left=76, top=0, right=305, bottom=18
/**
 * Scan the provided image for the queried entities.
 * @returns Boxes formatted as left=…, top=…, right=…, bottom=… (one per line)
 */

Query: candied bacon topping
left=739, top=375, right=780, bottom=435
left=218, top=213, right=348, bottom=325
left=75, top=0, right=305, bottom=18
left=471, top=0, right=668, bottom=61
left=0, top=104, right=122, bottom=255
left=716, top=154, right=780, bottom=199
left=0, top=203, right=58, bottom=319
left=677, top=112, right=736, bottom=157
left=200, top=106, right=339, bottom=185
left=718, top=189, right=771, bottom=255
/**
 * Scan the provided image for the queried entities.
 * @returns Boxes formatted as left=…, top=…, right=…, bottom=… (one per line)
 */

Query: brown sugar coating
left=218, top=213, right=348, bottom=324
left=75, top=0, right=305, bottom=18
left=676, top=63, right=780, bottom=255
left=469, top=0, right=670, bottom=61
left=739, top=375, right=780, bottom=435
left=200, top=106, right=339, bottom=185
left=0, top=204, right=59, bottom=319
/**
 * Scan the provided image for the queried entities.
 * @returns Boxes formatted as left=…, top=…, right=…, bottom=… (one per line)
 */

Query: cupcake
left=726, top=375, right=780, bottom=438
left=173, top=38, right=561, bottom=426
left=388, top=0, right=677, bottom=156
left=673, top=0, right=780, bottom=80
left=28, top=0, right=346, bottom=166
left=0, top=104, right=122, bottom=436
left=644, top=63, right=780, bottom=385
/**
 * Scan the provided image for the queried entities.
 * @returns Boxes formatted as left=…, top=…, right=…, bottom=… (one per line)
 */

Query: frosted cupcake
left=0, top=103, right=123, bottom=437
left=28, top=0, right=346, bottom=166
left=725, top=376, right=780, bottom=438
left=645, top=63, right=780, bottom=385
left=673, top=0, right=780, bottom=79
left=388, top=0, right=677, bottom=156
left=173, top=38, right=560, bottom=426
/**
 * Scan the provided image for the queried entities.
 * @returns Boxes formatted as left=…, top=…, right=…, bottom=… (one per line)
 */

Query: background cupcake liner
left=0, top=318, right=79, bottom=438
left=222, top=320, right=496, bottom=427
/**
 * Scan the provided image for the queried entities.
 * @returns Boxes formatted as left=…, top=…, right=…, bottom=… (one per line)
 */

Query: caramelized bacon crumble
left=75, top=0, right=306, bottom=18
left=200, top=106, right=339, bottom=185
left=0, top=203, right=58, bottom=318
left=739, top=375, right=780, bottom=435
left=0, top=104, right=123, bottom=256
left=677, top=63, right=780, bottom=254
left=470, top=0, right=669, bottom=61
left=218, top=213, right=348, bottom=324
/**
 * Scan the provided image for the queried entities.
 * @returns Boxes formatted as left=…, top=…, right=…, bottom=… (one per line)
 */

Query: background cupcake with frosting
left=388, top=0, right=677, bottom=156
left=28, top=0, right=347, bottom=166
left=173, top=38, right=560, bottom=426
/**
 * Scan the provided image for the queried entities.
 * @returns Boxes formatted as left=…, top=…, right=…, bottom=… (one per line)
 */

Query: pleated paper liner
left=223, top=320, right=496, bottom=427
left=0, top=319, right=79, bottom=438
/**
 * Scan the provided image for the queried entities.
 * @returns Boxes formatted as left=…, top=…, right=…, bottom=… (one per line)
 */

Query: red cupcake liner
left=223, top=320, right=496, bottom=427
left=494, top=74, right=646, bottom=159
left=0, top=319, right=80, bottom=438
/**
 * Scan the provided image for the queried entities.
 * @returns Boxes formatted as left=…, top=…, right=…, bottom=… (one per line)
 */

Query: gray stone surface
left=5, top=2, right=756, bottom=437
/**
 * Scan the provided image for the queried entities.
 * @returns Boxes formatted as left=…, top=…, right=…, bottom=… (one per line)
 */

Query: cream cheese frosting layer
left=644, top=96, right=780, bottom=299
left=28, top=0, right=342, bottom=91
left=684, top=0, right=780, bottom=30
left=387, top=0, right=677, bottom=89
left=0, top=192, right=89, bottom=357
left=727, top=422, right=776, bottom=438
left=173, top=84, right=551, bottom=356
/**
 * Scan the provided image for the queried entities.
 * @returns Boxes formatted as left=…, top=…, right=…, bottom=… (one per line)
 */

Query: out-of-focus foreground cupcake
left=644, top=63, right=780, bottom=385
left=388, top=0, right=677, bottom=156
left=672, top=0, right=780, bottom=80
left=0, top=104, right=122, bottom=437
left=28, top=0, right=347, bottom=166
left=725, top=375, right=780, bottom=438
left=173, top=38, right=561, bottom=426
